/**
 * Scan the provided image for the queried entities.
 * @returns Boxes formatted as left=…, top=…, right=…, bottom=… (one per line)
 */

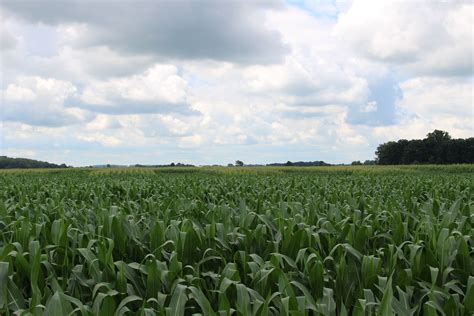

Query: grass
left=0, top=165, right=473, bottom=315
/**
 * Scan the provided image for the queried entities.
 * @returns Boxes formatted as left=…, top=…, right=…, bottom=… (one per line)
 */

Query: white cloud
left=1, top=148, right=36, bottom=158
left=54, top=45, right=154, bottom=78
left=0, top=1, right=472, bottom=165
left=179, top=134, right=205, bottom=148
left=372, top=76, right=474, bottom=141
left=159, top=115, right=191, bottom=136
left=2, top=84, right=36, bottom=101
left=85, top=114, right=122, bottom=130
left=249, top=8, right=372, bottom=107
left=335, top=121, right=369, bottom=147
left=76, top=133, right=122, bottom=147
left=397, top=77, right=473, bottom=118
left=2, top=1, right=287, bottom=64
left=78, top=64, right=190, bottom=114
left=3, top=76, right=76, bottom=103
left=336, top=1, right=473, bottom=76
left=1, top=76, right=93, bottom=126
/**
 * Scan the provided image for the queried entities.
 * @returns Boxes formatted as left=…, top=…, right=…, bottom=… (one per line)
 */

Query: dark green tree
left=375, top=130, right=473, bottom=165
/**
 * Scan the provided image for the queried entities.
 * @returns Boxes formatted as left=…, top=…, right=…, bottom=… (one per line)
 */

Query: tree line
left=267, top=160, right=330, bottom=167
left=0, top=156, right=69, bottom=169
left=375, top=130, right=474, bottom=165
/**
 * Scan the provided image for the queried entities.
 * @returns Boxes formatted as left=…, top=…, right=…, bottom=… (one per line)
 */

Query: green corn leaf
left=0, top=262, right=9, bottom=309
left=115, top=295, right=142, bottom=316
left=189, top=286, right=215, bottom=316
left=45, top=291, right=73, bottom=316
left=379, top=277, right=393, bottom=316
left=235, top=284, right=251, bottom=315
left=167, top=284, right=187, bottom=316
left=465, top=276, right=474, bottom=313
left=289, top=281, right=317, bottom=311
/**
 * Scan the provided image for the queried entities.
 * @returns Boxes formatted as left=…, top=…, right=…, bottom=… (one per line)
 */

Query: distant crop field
left=0, top=166, right=473, bottom=315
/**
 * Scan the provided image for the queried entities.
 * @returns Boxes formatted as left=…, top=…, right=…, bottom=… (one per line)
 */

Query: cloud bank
left=1, top=0, right=472, bottom=165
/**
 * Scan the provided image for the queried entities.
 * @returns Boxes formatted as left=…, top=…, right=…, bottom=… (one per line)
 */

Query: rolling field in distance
left=0, top=166, right=473, bottom=315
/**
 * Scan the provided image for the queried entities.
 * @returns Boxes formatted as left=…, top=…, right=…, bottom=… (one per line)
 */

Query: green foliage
left=0, top=167, right=472, bottom=315
left=375, top=130, right=474, bottom=164
left=235, top=160, right=244, bottom=167
left=0, top=156, right=69, bottom=169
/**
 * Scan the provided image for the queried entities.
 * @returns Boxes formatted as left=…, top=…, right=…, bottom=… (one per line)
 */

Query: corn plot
left=0, top=169, right=473, bottom=315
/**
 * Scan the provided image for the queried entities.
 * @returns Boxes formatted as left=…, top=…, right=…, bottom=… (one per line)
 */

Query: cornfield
left=0, top=166, right=473, bottom=315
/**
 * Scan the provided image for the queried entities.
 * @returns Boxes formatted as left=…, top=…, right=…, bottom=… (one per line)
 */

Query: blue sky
left=1, top=0, right=473, bottom=166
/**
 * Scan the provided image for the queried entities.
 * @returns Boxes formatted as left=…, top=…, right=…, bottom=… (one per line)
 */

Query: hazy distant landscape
left=2, top=129, right=472, bottom=169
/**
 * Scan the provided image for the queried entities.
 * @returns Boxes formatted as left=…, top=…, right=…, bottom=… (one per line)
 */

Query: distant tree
left=266, top=161, right=330, bottom=167
left=363, top=160, right=376, bottom=165
left=376, top=141, right=407, bottom=165
left=0, top=156, right=69, bottom=169
left=424, top=130, right=452, bottom=163
left=375, top=130, right=473, bottom=165
left=235, top=160, right=244, bottom=167
left=227, top=163, right=233, bottom=167
left=401, top=139, right=425, bottom=164
left=170, top=162, right=176, bottom=167
left=285, top=161, right=293, bottom=166
left=351, top=161, right=362, bottom=165
left=426, top=130, right=451, bottom=142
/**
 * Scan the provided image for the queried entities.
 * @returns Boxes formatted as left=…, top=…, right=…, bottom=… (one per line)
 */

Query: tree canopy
left=235, top=160, right=244, bottom=167
left=375, top=130, right=474, bottom=164
left=0, top=156, right=69, bottom=169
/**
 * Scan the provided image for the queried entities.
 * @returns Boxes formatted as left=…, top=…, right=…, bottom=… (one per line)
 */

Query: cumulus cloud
left=248, top=8, right=371, bottom=108
left=397, top=77, right=473, bottom=118
left=336, top=1, right=473, bottom=76
left=76, top=133, right=122, bottom=147
left=0, top=0, right=472, bottom=165
left=1, top=0, right=288, bottom=64
left=1, top=76, right=93, bottom=126
left=242, top=57, right=369, bottom=107
left=72, top=64, right=195, bottom=114
left=84, top=114, right=122, bottom=130
left=57, top=46, right=154, bottom=79
left=371, top=76, right=473, bottom=142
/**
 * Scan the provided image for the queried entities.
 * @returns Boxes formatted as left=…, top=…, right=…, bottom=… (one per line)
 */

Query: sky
left=0, top=0, right=473, bottom=166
